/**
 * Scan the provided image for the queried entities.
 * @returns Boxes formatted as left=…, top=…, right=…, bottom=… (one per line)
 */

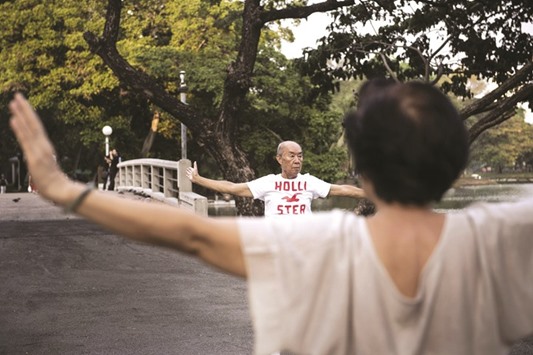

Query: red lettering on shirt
left=276, top=204, right=306, bottom=215
left=274, top=180, right=308, bottom=191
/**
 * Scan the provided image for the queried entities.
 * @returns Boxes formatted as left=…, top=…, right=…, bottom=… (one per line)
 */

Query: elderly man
left=186, top=141, right=364, bottom=216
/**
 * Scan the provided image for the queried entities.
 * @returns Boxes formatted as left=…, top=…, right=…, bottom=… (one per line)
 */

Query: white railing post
left=163, top=167, right=173, bottom=197
left=178, top=159, right=192, bottom=192
left=149, top=165, right=155, bottom=192
left=133, top=165, right=141, bottom=189
left=141, top=165, right=149, bottom=191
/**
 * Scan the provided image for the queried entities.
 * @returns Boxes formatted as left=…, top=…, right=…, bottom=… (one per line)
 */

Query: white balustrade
left=117, top=158, right=207, bottom=216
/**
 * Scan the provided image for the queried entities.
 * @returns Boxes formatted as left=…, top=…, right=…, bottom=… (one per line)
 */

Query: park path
left=0, top=192, right=253, bottom=355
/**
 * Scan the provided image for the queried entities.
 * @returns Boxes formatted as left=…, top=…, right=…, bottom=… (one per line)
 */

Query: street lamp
left=102, top=125, right=113, bottom=156
left=179, top=70, right=188, bottom=159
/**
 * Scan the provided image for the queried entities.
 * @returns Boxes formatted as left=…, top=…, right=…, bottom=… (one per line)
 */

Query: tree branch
left=378, top=52, right=399, bottom=81
left=468, top=83, right=533, bottom=143
left=102, top=0, right=120, bottom=45
left=403, top=44, right=430, bottom=81
left=216, top=0, right=262, bottom=140
left=428, top=35, right=452, bottom=62
left=83, top=0, right=204, bottom=134
left=429, top=63, right=445, bottom=85
left=460, top=61, right=533, bottom=119
left=260, top=0, right=355, bottom=23
left=359, top=40, right=433, bottom=82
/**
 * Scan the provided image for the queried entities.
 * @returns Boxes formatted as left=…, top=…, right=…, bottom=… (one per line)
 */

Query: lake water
left=208, top=183, right=533, bottom=216
left=436, top=183, right=533, bottom=211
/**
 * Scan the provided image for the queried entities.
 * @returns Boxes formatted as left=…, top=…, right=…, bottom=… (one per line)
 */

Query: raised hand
left=8, top=93, right=69, bottom=200
left=186, top=161, right=200, bottom=182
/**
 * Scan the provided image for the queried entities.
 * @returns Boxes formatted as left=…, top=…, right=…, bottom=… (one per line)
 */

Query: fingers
left=17, top=93, right=46, bottom=135
left=9, top=94, right=54, bottom=156
left=9, top=93, right=48, bottom=147
left=9, top=94, right=32, bottom=143
left=10, top=93, right=45, bottom=137
left=185, top=162, right=198, bottom=181
left=8, top=93, right=63, bottom=196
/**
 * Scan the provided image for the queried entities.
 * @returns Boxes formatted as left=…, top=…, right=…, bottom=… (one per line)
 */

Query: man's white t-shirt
left=237, top=199, right=533, bottom=355
left=246, top=173, right=331, bottom=217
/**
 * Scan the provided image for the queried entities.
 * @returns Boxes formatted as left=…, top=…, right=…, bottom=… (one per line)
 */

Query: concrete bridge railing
left=117, top=158, right=207, bottom=216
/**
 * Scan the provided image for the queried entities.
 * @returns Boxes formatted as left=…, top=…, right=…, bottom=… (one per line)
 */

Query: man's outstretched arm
left=186, top=161, right=253, bottom=198
left=328, top=184, right=366, bottom=199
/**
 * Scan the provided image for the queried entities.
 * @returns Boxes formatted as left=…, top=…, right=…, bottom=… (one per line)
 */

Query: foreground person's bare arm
left=76, top=192, right=245, bottom=276
left=8, top=93, right=245, bottom=277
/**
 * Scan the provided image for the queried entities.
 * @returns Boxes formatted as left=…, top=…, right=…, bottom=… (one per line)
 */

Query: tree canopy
left=300, top=0, right=533, bottom=143
left=0, top=0, right=351, bottom=212
left=77, top=0, right=362, bottom=214
left=2, top=0, right=532, bottom=215
left=0, top=0, right=158, bottom=180
left=469, top=110, right=533, bottom=173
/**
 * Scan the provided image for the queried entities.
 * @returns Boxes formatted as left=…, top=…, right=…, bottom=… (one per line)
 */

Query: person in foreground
left=186, top=140, right=365, bottom=216
left=8, top=79, right=533, bottom=355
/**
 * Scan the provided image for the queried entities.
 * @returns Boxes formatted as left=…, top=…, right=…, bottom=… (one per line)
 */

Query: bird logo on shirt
left=282, top=193, right=301, bottom=202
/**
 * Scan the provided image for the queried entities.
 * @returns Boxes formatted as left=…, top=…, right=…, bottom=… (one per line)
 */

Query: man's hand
left=186, top=161, right=200, bottom=183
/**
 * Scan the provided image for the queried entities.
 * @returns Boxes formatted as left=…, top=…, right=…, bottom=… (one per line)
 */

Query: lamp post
left=176, top=71, right=192, bottom=194
left=102, top=125, right=113, bottom=156
left=179, top=70, right=188, bottom=159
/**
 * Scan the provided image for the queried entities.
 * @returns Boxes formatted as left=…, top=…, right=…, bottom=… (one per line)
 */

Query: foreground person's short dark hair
left=344, top=79, right=469, bottom=206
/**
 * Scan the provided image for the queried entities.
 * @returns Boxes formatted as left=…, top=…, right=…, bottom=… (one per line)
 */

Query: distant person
left=107, top=148, right=121, bottom=191
left=186, top=141, right=365, bottom=216
left=0, top=174, right=7, bottom=194
left=8, top=79, right=533, bottom=354
left=103, top=153, right=111, bottom=190
left=94, top=155, right=108, bottom=190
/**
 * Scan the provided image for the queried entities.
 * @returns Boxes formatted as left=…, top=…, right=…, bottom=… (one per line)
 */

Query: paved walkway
left=1, top=192, right=532, bottom=355
left=0, top=192, right=253, bottom=355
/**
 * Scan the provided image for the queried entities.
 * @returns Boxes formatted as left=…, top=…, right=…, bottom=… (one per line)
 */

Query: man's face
left=277, top=143, right=303, bottom=179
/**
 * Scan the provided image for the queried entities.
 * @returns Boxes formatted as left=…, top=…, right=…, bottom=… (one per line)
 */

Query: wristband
left=64, top=185, right=94, bottom=214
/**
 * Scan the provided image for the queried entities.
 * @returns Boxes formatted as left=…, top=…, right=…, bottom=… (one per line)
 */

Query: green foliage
left=121, top=0, right=242, bottom=103
left=114, top=0, right=246, bottom=158
left=0, top=0, right=156, bottom=180
left=469, top=111, right=533, bottom=173
left=303, top=146, right=348, bottom=183
left=0, top=0, right=241, bottom=178
left=0, top=0, right=352, bottom=188
left=330, top=80, right=362, bottom=114
left=238, top=46, right=348, bottom=181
